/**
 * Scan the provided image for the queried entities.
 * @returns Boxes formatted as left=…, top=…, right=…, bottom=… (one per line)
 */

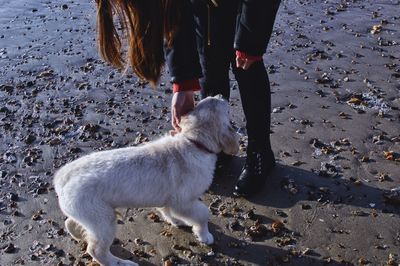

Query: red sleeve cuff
left=172, top=79, right=201, bottom=93
left=236, top=50, right=262, bottom=61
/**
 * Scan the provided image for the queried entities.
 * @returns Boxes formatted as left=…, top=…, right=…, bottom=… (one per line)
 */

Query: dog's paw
left=199, top=232, right=214, bottom=245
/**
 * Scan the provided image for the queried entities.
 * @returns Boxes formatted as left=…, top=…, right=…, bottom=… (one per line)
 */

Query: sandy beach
left=1, top=0, right=399, bottom=265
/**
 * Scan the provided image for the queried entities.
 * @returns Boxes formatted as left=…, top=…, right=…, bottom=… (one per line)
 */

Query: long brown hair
left=96, top=0, right=180, bottom=85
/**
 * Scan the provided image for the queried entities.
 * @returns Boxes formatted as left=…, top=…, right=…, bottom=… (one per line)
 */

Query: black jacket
left=165, top=0, right=281, bottom=83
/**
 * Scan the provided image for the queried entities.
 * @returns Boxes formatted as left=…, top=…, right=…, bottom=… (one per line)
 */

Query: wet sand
left=1, top=0, right=399, bottom=265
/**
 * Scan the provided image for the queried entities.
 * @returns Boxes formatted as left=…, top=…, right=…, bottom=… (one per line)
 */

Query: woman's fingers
left=171, top=91, right=194, bottom=132
left=242, top=59, right=251, bottom=70
left=236, top=57, right=245, bottom=68
left=172, top=107, right=181, bottom=132
left=236, top=56, right=256, bottom=70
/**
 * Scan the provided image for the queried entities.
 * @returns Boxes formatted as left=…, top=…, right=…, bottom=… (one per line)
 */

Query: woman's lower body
left=191, top=0, right=276, bottom=196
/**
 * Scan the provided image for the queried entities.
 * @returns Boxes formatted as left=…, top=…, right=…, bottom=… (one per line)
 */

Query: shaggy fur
left=54, top=96, right=239, bottom=266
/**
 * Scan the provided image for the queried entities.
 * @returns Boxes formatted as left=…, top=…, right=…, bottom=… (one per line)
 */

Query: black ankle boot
left=214, top=152, right=234, bottom=177
left=233, top=149, right=276, bottom=197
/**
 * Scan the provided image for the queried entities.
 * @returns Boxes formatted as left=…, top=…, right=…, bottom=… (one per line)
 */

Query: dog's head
left=180, top=95, right=239, bottom=155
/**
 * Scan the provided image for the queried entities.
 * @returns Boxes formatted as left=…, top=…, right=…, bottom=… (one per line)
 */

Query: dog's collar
left=187, top=138, right=216, bottom=154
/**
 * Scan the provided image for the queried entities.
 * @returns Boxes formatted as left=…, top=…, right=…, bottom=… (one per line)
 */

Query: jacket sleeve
left=234, top=0, right=281, bottom=56
left=165, top=1, right=202, bottom=84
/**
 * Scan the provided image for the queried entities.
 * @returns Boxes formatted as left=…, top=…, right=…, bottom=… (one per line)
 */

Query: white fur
left=54, top=96, right=239, bottom=266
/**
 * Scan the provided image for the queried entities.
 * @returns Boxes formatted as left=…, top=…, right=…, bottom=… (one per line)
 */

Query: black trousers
left=192, top=1, right=272, bottom=151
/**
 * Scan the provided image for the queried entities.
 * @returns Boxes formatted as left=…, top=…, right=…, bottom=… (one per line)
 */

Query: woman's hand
left=235, top=51, right=262, bottom=70
left=236, top=56, right=257, bottom=70
left=171, top=91, right=195, bottom=132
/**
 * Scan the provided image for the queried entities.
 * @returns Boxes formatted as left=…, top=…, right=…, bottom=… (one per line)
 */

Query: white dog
left=53, top=96, right=239, bottom=266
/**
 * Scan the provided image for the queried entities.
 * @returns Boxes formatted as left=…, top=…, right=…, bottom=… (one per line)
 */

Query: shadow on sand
left=212, top=156, right=398, bottom=214
left=203, top=156, right=398, bottom=265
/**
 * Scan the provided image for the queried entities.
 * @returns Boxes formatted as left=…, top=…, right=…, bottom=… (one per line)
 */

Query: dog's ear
left=220, top=126, right=239, bottom=155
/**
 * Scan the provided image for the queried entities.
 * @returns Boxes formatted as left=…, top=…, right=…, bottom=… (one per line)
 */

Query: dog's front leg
left=169, top=200, right=214, bottom=245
